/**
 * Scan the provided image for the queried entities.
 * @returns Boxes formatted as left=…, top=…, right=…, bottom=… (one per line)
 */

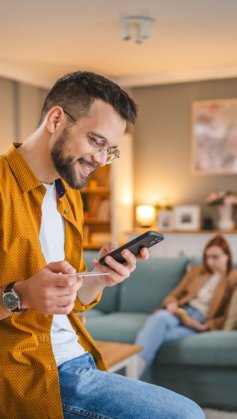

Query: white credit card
left=69, top=271, right=110, bottom=277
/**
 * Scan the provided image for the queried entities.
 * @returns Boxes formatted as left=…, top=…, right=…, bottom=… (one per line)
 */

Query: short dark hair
left=40, top=71, right=137, bottom=124
left=203, top=234, right=233, bottom=273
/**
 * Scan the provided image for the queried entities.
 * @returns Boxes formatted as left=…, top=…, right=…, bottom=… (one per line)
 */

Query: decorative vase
left=217, top=204, right=235, bottom=230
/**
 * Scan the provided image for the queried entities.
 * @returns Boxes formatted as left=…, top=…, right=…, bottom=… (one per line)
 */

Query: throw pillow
left=223, top=286, right=237, bottom=330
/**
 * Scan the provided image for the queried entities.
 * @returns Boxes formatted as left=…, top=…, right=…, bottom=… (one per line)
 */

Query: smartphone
left=98, top=230, right=164, bottom=266
left=177, top=308, right=189, bottom=318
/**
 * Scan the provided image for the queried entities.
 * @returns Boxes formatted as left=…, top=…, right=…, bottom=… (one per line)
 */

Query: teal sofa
left=83, top=251, right=237, bottom=412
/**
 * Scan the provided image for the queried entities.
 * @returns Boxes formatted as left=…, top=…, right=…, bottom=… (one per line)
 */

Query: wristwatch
left=2, top=282, right=24, bottom=313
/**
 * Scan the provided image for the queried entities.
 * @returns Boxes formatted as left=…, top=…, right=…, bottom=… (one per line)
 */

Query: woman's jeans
left=58, top=352, right=205, bottom=419
left=135, top=305, right=205, bottom=372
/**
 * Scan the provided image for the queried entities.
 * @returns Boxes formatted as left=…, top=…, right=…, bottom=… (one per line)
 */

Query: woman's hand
left=166, top=301, right=179, bottom=314
left=179, top=315, right=208, bottom=332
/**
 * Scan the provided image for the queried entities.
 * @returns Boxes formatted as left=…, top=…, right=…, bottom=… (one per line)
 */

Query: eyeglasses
left=205, top=253, right=225, bottom=260
left=63, top=109, right=120, bottom=164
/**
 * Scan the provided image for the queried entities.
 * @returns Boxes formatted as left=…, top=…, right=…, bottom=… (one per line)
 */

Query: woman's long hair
left=203, top=235, right=233, bottom=274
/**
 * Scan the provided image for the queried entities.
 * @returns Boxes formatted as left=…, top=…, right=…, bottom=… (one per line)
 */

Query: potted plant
left=206, top=191, right=237, bottom=230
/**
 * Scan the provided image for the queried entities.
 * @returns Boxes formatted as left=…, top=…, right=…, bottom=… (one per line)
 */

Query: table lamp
left=136, top=205, right=156, bottom=228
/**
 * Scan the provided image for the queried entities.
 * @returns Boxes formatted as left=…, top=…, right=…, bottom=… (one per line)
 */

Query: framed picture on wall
left=157, top=210, right=174, bottom=231
left=192, top=99, right=237, bottom=175
left=174, top=205, right=201, bottom=231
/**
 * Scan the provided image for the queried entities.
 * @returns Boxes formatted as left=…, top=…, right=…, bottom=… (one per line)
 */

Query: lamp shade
left=136, top=205, right=156, bottom=227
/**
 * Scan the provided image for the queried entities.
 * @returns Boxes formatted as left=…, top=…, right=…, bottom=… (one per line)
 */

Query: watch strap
left=3, top=281, right=24, bottom=312
left=4, top=281, right=15, bottom=293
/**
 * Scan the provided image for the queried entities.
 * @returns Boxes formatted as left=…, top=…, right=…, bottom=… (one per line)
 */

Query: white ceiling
left=1, top=0, right=237, bottom=88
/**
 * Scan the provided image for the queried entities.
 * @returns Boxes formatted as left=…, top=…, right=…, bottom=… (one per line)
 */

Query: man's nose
left=92, top=150, right=108, bottom=166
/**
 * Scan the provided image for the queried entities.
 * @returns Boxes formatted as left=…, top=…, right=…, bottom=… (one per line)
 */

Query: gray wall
left=132, top=78, right=237, bottom=222
left=0, top=77, right=48, bottom=153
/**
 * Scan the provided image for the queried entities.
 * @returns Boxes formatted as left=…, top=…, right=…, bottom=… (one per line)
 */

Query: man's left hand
left=92, top=241, right=149, bottom=287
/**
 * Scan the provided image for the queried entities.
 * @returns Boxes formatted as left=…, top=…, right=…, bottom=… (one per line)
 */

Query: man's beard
left=51, top=130, right=96, bottom=189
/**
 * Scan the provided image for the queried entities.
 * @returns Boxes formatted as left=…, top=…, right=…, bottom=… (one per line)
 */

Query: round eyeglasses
left=63, top=109, right=120, bottom=164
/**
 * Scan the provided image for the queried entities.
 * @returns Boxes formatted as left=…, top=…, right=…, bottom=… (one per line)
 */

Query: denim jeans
left=58, top=352, right=205, bottom=419
left=135, top=305, right=206, bottom=373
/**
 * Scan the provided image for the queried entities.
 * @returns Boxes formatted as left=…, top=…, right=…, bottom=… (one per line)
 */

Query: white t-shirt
left=189, top=273, right=221, bottom=317
left=39, top=183, right=86, bottom=366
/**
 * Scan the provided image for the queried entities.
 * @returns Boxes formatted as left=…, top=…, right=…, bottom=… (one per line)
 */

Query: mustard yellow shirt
left=0, top=144, right=106, bottom=419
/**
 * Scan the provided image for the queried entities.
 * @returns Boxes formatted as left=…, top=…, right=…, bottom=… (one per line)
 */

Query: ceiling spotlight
left=120, top=18, right=130, bottom=41
left=120, top=16, right=155, bottom=44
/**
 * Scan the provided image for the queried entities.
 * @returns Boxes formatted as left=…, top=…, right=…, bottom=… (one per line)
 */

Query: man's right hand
left=14, top=261, right=83, bottom=315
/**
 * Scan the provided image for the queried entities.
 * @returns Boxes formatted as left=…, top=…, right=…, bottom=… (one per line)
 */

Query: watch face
left=3, top=292, right=19, bottom=310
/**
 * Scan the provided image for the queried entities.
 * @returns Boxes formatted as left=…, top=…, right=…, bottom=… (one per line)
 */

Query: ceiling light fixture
left=120, top=15, right=155, bottom=44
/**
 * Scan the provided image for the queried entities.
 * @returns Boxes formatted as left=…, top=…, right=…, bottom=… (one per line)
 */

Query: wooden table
left=96, top=341, right=143, bottom=379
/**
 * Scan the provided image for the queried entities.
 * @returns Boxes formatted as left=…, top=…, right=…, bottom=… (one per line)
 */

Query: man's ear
left=46, top=107, right=65, bottom=134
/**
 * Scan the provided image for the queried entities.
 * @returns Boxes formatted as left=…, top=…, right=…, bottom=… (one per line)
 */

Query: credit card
left=69, top=271, right=110, bottom=277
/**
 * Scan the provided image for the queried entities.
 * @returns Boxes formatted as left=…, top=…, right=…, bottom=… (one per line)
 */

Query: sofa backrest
left=119, top=257, right=189, bottom=313
left=83, top=251, right=189, bottom=314
left=83, top=250, right=121, bottom=313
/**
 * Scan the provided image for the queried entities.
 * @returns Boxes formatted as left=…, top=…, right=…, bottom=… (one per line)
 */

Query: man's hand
left=14, top=261, right=83, bottom=315
left=92, top=241, right=149, bottom=287
left=77, top=241, right=149, bottom=307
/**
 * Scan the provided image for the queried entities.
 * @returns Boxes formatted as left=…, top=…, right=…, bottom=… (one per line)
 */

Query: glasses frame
left=63, top=109, right=120, bottom=164
left=205, top=253, right=225, bottom=260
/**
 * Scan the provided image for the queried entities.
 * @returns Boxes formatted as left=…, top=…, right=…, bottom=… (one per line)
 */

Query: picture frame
left=192, top=99, right=237, bottom=175
left=157, top=210, right=174, bottom=231
left=174, top=205, right=201, bottom=231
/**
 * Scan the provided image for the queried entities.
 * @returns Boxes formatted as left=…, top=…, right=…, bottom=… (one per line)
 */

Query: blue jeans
left=135, top=305, right=205, bottom=372
left=58, top=352, right=205, bottom=419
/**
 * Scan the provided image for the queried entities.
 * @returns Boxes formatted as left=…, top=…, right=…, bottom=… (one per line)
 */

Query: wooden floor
left=204, top=410, right=237, bottom=419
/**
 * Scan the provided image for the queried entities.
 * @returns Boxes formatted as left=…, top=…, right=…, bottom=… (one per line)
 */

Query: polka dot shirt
left=0, top=144, right=106, bottom=419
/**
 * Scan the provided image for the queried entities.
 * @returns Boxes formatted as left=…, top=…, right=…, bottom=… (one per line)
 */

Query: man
left=0, top=71, right=204, bottom=418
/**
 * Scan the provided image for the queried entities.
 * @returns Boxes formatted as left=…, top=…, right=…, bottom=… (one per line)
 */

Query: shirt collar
left=5, top=143, right=65, bottom=197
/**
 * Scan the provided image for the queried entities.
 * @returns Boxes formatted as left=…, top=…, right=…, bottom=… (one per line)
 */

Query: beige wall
left=132, top=78, right=237, bottom=222
left=18, top=83, right=48, bottom=139
left=0, top=78, right=15, bottom=152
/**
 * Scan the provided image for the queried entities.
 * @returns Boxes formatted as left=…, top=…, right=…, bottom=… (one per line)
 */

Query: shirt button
left=48, top=364, right=52, bottom=370
left=40, top=334, right=46, bottom=342
left=64, top=210, right=69, bottom=214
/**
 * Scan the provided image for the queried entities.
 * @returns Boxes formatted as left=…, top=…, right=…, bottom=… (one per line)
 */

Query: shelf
left=81, top=134, right=133, bottom=247
left=81, top=187, right=110, bottom=194
left=84, top=218, right=111, bottom=224
left=128, top=228, right=237, bottom=235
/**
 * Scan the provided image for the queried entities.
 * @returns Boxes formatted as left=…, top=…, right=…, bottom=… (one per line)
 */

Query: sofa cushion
left=83, top=250, right=98, bottom=271
left=86, top=312, right=148, bottom=343
left=156, top=331, right=237, bottom=367
left=84, top=309, right=105, bottom=319
left=120, top=257, right=189, bottom=313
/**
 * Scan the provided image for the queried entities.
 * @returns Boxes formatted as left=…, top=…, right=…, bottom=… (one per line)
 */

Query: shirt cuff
left=74, top=292, right=102, bottom=312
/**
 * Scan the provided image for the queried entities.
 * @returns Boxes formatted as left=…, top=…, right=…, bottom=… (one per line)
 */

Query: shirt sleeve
left=73, top=291, right=103, bottom=312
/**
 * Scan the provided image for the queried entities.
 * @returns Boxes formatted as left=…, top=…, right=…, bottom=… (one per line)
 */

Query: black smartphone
left=98, top=230, right=164, bottom=266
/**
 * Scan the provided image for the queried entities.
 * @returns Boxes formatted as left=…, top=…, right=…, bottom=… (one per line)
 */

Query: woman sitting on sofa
left=135, top=235, right=237, bottom=378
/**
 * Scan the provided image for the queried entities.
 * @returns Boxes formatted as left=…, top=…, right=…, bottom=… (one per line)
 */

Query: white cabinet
left=126, top=230, right=237, bottom=262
